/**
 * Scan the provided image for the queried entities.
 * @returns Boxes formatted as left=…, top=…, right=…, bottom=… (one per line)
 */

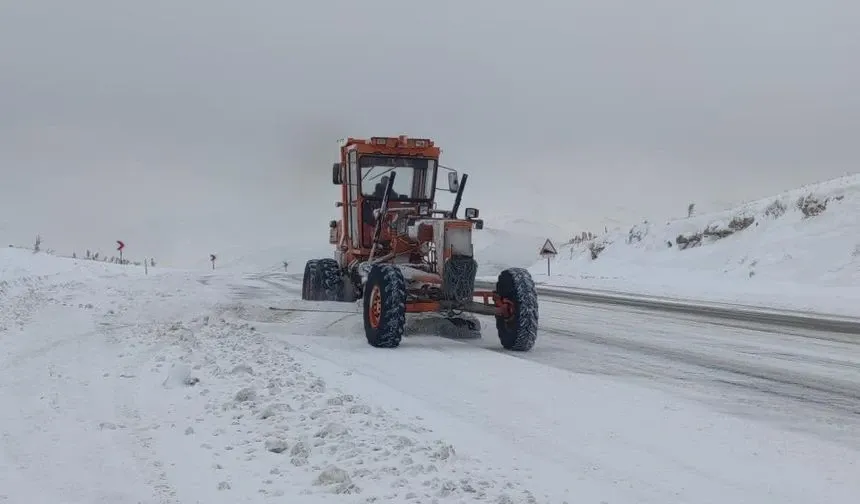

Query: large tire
left=495, top=267, right=538, bottom=351
left=362, top=264, right=407, bottom=348
left=302, top=259, right=319, bottom=300
left=316, top=258, right=345, bottom=301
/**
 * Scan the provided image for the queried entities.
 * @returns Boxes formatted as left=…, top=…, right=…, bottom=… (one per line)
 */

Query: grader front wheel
left=495, top=267, right=539, bottom=351
left=362, top=264, right=407, bottom=348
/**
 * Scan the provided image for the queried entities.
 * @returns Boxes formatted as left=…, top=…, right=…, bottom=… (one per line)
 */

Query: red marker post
left=117, top=240, right=125, bottom=264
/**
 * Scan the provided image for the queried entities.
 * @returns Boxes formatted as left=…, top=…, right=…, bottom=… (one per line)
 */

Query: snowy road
left=508, top=299, right=860, bottom=445
left=243, top=271, right=860, bottom=502
left=263, top=272, right=860, bottom=447
left=3, top=257, right=859, bottom=503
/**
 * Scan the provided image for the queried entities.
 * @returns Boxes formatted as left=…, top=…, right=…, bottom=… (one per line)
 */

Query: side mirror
left=332, top=162, right=343, bottom=185
left=447, top=171, right=460, bottom=193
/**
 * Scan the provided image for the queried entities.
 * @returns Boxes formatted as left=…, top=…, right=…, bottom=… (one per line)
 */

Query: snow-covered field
left=470, top=216, right=571, bottom=277
left=524, top=174, right=860, bottom=316
left=3, top=246, right=859, bottom=503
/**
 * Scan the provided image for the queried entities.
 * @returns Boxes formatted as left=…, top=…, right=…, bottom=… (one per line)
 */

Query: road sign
left=539, top=238, right=558, bottom=276
left=539, top=238, right=557, bottom=256
left=116, top=240, right=125, bottom=263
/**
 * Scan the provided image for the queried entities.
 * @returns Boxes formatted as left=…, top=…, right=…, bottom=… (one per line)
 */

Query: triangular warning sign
left=539, top=238, right=558, bottom=256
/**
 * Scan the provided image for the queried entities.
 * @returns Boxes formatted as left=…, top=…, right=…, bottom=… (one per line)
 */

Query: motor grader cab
left=302, top=135, right=539, bottom=352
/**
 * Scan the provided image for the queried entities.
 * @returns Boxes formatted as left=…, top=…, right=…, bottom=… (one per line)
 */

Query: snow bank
left=1, top=247, right=91, bottom=279
left=209, top=242, right=331, bottom=275
left=528, top=174, right=860, bottom=316
left=472, top=215, right=570, bottom=276
left=0, top=247, right=551, bottom=502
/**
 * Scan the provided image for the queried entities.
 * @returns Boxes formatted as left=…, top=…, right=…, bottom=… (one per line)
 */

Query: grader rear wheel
left=315, top=258, right=345, bottom=301
left=301, top=259, right=319, bottom=300
left=302, top=258, right=349, bottom=301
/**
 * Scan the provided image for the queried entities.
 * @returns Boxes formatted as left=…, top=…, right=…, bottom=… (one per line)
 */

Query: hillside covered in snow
left=527, top=174, right=860, bottom=316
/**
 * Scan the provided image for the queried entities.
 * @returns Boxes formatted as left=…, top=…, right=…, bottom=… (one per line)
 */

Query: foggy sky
left=2, top=0, right=858, bottom=267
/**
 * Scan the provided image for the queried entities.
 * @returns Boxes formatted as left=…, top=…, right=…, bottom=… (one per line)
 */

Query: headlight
left=465, top=207, right=479, bottom=219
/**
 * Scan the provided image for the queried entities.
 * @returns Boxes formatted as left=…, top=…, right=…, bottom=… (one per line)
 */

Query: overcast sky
left=1, top=0, right=858, bottom=267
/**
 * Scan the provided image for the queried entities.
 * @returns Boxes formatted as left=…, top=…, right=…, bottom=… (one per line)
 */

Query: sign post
left=539, top=238, right=558, bottom=276
left=116, top=240, right=125, bottom=264
left=210, top=254, right=217, bottom=270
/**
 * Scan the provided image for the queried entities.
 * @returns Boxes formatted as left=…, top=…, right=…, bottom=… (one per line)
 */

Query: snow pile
left=0, top=247, right=549, bottom=503
left=529, top=174, right=860, bottom=315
